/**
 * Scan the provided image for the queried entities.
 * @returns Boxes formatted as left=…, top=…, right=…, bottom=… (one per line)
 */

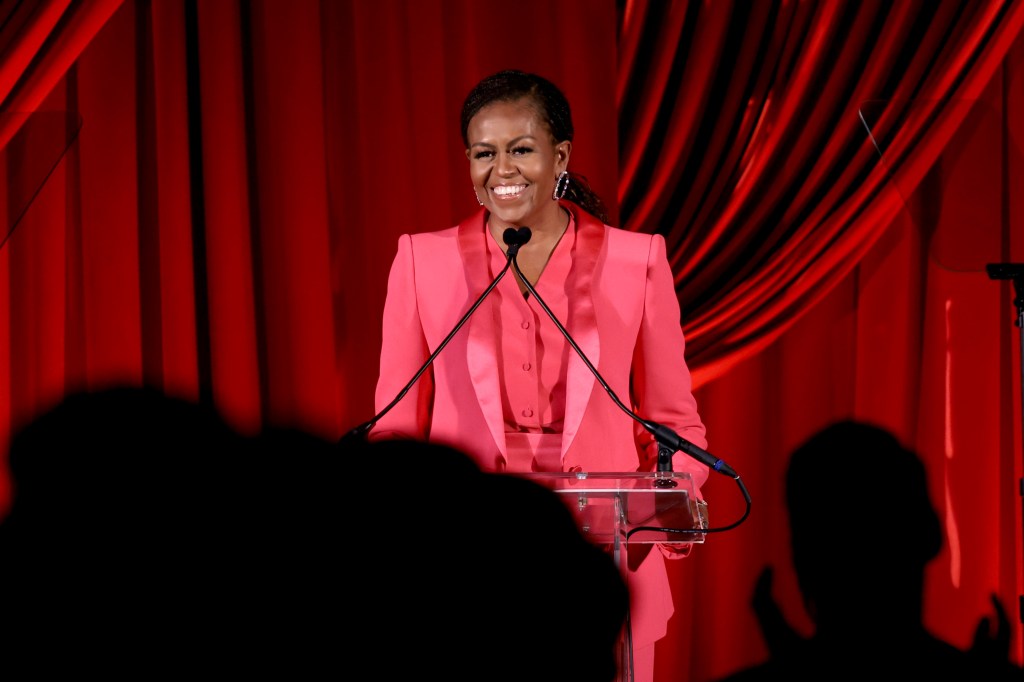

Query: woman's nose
left=495, top=151, right=517, bottom=176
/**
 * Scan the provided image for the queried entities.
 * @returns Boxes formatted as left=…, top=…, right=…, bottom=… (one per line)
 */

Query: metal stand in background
left=986, top=263, right=1024, bottom=625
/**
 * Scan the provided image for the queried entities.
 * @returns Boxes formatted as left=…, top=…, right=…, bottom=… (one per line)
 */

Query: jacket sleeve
left=630, top=234, right=709, bottom=492
left=370, top=234, right=434, bottom=441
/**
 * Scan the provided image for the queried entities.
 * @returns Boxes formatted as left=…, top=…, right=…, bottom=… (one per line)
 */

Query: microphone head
left=503, top=227, right=532, bottom=258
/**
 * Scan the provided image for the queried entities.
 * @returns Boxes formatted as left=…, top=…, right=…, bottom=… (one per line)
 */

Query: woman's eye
left=511, top=146, right=532, bottom=155
left=474, top=150, right=494, bottom=160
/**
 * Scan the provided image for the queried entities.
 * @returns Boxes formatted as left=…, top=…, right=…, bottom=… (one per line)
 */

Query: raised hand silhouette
left=716, top=420, right=1022, bottom=681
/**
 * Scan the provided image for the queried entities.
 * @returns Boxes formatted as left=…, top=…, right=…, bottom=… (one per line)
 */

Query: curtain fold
left=0, top=0, right=124, bottom=148
left=618, top=0, right=1024, bottom=385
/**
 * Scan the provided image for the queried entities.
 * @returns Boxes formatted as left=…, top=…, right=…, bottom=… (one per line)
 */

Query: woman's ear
left=556, top=140, right=572, bottom=170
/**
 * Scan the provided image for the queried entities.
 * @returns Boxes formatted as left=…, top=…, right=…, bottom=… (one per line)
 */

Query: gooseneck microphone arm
left=509, top=227, right=739, bottom=480
left=341, top=228, right=532, bottom=445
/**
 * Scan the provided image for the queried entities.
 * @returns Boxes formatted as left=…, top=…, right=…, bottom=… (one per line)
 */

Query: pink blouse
left=486, top=217, right=574, bottom=432
left=485, top=216, right=577, bottom=471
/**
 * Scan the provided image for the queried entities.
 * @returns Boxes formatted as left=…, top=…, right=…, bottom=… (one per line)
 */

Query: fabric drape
left=618, top=0, right=1024, bottom=385
left=0, top=0, right=123, bottom=149
left=0, top=1, right=1021, bottom=680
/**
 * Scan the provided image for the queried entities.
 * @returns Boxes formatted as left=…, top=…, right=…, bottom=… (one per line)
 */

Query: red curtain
left=619, top=0, right=1024, bottom=384
left=0, top=0, right=123, bottom=147
left=0, top=1, right=1022, bottom=680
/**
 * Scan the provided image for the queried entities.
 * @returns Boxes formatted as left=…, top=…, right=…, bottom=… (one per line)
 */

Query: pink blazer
left=372, top=202, right=709, bottom=490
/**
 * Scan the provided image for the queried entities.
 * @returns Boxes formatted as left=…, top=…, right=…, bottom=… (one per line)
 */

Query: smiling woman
left=366, top=69, right=709, bottom=682
left=465, top=96, right=572, bottom=295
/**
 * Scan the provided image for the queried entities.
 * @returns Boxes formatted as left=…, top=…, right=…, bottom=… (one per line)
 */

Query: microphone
left=341, top=226, right=531, bottom=446
left=508, top=232, right=738, bottom=480
left=502, top=226, right=532, bottom=256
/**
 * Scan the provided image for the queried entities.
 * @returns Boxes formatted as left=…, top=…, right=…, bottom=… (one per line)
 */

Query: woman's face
left=465, top=98, right=570, bottom=230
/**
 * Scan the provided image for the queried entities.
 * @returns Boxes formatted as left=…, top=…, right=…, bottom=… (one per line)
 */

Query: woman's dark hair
left=460, top=70, right=609, bottom=224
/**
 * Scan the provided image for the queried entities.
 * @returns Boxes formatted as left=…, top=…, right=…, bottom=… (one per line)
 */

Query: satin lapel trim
left=459, top=210, right=507, bottom=457
left=561, top=206, right=603, bottom=461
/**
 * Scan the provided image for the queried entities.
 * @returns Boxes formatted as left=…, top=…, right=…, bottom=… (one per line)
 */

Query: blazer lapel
left=458, top=210, right=507, bottom=457
left=560, top=204, right=603, bottom=461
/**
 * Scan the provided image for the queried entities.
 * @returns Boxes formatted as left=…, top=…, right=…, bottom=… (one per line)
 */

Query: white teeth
left=493, top=185, right=525, bottom=197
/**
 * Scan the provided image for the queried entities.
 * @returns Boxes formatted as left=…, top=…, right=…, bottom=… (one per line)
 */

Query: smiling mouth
left=492, top=184, right=527, bottom=199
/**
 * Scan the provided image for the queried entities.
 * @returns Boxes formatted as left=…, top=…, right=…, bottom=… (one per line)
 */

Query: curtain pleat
left=618, top=0, right=1024, bottom=386
left=193, top=0, right=260, bottom=431
left=0, top=0, right=124, bottom=148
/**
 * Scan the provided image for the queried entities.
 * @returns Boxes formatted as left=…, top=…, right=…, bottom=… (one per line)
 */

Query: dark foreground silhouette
left=716, top=420, right=1022, bottom=681
left=0, top=387, right=628, bottom=679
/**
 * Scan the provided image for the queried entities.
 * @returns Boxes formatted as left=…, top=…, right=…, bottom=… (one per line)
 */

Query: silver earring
left=474, top=186, right=484, bottom=206
left=553, top=171, right=569, bottom=200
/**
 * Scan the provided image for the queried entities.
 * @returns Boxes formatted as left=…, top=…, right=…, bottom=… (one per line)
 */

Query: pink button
left=521, top=321, right=530, bottom=329
left=522, top=407, right=534, bottom=418
left=522, top=362, right=532, bottom=371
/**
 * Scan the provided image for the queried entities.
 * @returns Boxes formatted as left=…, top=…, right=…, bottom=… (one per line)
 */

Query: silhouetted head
left=347, top=437, right=629, bottom=680
left=0, top=386, right=344, bottom=674
left=785, top=420, right=941, bottom=628
left=0, top=393, right=627, bottom=679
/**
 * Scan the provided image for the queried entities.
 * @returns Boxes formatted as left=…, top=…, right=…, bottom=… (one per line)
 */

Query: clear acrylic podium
left=521, top=471, right=708, bottom=682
